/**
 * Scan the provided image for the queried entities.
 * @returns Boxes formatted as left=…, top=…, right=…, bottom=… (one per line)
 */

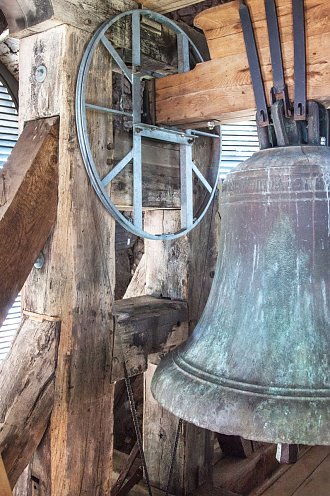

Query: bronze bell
left=151, top=144, right=330, bottom=445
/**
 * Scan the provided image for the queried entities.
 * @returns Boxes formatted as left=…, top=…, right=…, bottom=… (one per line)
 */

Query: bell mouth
left=151, top=350, right=330, bottom=446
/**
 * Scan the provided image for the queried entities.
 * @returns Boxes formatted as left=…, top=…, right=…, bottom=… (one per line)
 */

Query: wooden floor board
left=292, top=452, right=330, bottom=496
left=260, top=447, right=330, bottom=496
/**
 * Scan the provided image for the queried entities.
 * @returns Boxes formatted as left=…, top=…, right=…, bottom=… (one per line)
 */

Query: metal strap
left=293, top=0, right=306, bottom=120
left=264, top=0, right=291, bottom=117
left=239, top=1, right=269, bottom=127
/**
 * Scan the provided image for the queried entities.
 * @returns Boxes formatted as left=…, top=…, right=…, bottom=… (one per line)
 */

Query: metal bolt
left=34, top=252, right=45, bottom=270
left=208, top=121, right=215, bottom=130
left=35, top=65, right=47, bottom=83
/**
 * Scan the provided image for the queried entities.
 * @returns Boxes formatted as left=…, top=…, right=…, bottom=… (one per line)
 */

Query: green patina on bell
left=152, top=145, right=330, bottom=445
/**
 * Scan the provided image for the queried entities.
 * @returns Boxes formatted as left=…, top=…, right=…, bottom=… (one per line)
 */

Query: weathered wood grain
left=2, top=0, right=135, bottom=38
left=0, top=117, right=59, bottom=328
left=0, top=454, right=12, bottom=496
left=20, top=25, right=116, bottom=496
left=109, top=133, right=181, bottom=209
left=123, top=254, right=146, bottom=299
left=137, top=0, right=205, bottom=13
left=195, top=0, right=327, bottom=60
left=212, top=444, right=278, bottom=495
left=143, top=211, right=213, bottom=496
left=111, top=295, right=188, bottom=381
left=257, top=446, right=330, bottom=496
left=0, top=317, right=60, bottom=489
left=155, top=0, right=330, bottom=125
left=13, top=466, right=31, bottom=496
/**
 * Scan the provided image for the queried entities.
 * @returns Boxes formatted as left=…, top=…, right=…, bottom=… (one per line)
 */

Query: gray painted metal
left=152, top=145, right=330, bottom=445
left=75, top=9, right=221, bottom=240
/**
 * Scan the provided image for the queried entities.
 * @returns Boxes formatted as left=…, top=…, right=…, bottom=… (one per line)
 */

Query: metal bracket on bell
left=75, top=9, right=221, bottom=241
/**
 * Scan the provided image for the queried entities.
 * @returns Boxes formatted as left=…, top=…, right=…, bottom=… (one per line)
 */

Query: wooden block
left=0, top=117, right=59, bottom=328
left=111, top=295, right=188, bottom=381
left=217, top=434, right=253, bottom=459
left=155, top=0, right=330, bottom=125
left=0, top=455, right=12, bottom=496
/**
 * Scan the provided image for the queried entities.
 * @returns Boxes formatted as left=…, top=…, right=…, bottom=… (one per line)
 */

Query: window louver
left=220, top=121, right=260, bottom=178
left=0, top=79, right=20, bottom=361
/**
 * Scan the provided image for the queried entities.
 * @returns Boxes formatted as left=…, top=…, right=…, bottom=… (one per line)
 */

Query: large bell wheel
left=76, top=9, right=221, bottom=240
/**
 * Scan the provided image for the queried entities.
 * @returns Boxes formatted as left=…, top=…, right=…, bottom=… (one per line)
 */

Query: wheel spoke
left=177, top=33, right=190, bottom=73
left=180, top=144, right=194, bottom=229
left=132, top=11, right=141, bottom=67
left=133, top=134, right=143, bottom=229
left=101, top=36, right=133, bottom=83
left=192, top=162, right=212, bottom=194
left=102, top=150, right=133, bottom=187
left=86, top=102, right=133, bottom=118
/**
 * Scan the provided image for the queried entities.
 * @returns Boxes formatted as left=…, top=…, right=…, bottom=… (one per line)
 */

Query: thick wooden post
left=143, top=211, right=216, bottom=495
left=10, top=1, right=132, bottom=490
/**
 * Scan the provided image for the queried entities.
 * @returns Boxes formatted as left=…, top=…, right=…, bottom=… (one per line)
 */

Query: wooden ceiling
left=137, top=1, right=206, bottom=13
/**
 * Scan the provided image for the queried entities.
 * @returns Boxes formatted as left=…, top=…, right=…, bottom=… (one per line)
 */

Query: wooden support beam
left=111, top=295, right=188, bottom=382
left=155, top=0, right=330, bottom=125
left=0, top=316, right=60, bottom=488
left=143, top=211, right=213, bottom=496
left=1, top=0, right=135, bottom=38
left=0, top=455, right=12, bottom=496
left=18, top=23, right=117, bottom=496
left=0, top=117, right=59, bottom=328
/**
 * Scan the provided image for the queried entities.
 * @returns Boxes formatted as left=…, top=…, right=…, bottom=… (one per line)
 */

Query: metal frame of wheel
left=76, top=9, right=221, bottom=240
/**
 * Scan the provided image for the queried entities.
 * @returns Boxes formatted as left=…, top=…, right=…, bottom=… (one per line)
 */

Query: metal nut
left=34, top=252, right=45, bottom=270
left=35, top=65, right=47, bottom=83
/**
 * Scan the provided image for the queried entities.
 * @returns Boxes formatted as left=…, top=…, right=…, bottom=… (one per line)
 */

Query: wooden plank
left=293, top=452, right=330, bottom=496
left=155, top=0, right=330, bottom=125
left=0, top=317, right=60, bottom=488
left=137, top=0, right=205, bottom=13
left=0, top=455, right=12, bottom=496
left=249, top=447, right=311, bottom=496
left=212, top=444, right=279, bottom=495
left=259, top=446, right=330, bottom=496
left=0, top=117, right=59, bottom=328
left=195, top=0, right=326, bottom=60
left=20, top=25, right=116, bottom=496
left=111, top=295, right=188, bottom=381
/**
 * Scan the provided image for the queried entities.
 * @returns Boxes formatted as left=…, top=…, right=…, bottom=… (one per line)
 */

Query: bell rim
left=152, top=351, right=330, bottom=446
